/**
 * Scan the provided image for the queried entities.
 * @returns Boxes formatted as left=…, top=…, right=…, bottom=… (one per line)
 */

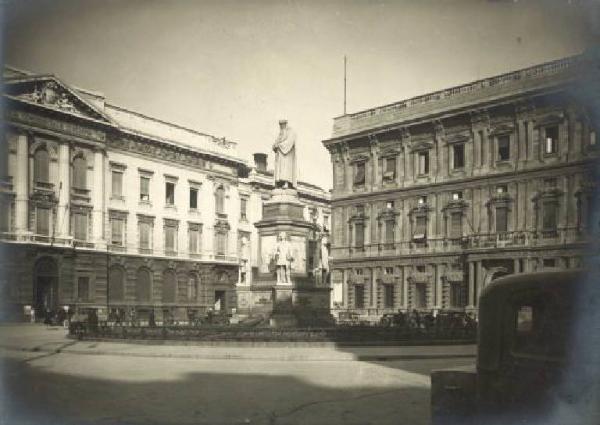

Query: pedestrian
left=30, top=307, right=35, bottom=323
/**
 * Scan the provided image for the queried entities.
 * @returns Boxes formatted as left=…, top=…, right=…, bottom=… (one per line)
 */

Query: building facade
left=0, top=67, right=330, bottom=322
left=322, top=54, right=600, bottom=321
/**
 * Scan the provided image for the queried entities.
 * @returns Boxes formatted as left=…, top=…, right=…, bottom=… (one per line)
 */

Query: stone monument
left=244, top=120, right=332, bottom=327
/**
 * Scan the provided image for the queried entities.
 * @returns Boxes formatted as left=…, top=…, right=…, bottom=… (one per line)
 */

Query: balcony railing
left=331, top=228, right=590, bottom=259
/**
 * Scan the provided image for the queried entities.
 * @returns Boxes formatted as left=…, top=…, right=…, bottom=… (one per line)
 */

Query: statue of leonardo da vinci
left=272, top=120, right=297, bottom=189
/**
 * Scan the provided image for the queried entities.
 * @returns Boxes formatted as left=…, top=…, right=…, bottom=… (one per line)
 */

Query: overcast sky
left=3, top=0, right=598, bottom=190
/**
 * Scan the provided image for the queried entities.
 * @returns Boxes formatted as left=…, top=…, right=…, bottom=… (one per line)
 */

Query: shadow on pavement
left=0, top=356, right=430, bottom=425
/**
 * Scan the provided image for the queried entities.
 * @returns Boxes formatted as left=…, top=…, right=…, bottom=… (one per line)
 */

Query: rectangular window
left=189, top=188, right=198, bottom=209
left=77, top=277, right=90, bottom=302
left=415, top=216, right=427, bottom=238
left=111, top=218, right=124, bottom=246
left=240, top=198, right=248, bottom=221
left=355, top=285, right=365, bottom=309
left=418, top=196, right=427, bottom=205
left=165, top=182, right=175, bottom=205
left=216, top=232, right=227, bottom=255
left=496, top=207, right=508, bottom=233
left=450, top=283, right=463, bottom=308
left=418, top=151, right=429, bottom=175
left=545, top=126, right=559, bottom=154
left=414, top=283, right=426, bottom=308
left=354, top=162, right=366, bottom=186
left=384, top=284, right=394, bottom=308
left=111, top=171, right=123, bottom=198
left=355, top=268, right=364, bottom=276
left=139, top=222, right=151, bottom=249
left=497, top=184, right=508, bottom=194
left=450, top=212, right=462, bottom=239
left=590, top=130, right=597, bottom=147
left=543, top=258, right=556, bottom=268
left=355, top=222, right=365, bottom=248
left=165, top=226, right=176, bottom=252
left=498, top=135, right=510, bottom=161
left=189, top=228, right=201, bottom=254
left=543, top=201, right=558, bottom=231
left=453, top=144, right=465, bottom=169
left=385, top=267, right=394, bottom=275
left=140, top=177, right=150, bottom=201
left=73, top=212, right=87, bottom=241
left=384, top=156, right=396, bottom=181
left=385, top=220, right=394, bottom=244
left=452, top=191, right=462, bottom=201
left=37, top=207, right=50, bottom=236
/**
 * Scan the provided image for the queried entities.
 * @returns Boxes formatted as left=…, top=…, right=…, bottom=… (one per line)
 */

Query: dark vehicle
left=431, top=270, right=599, bottom=424
left=379, top=312, right=406, bottom=327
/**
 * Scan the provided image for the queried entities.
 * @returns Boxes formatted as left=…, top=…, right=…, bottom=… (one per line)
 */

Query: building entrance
left=34, top=257, right=59, bottom=320
left=214, top=290, right=226, bottom=311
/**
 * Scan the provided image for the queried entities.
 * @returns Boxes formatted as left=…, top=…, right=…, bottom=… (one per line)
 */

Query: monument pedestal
left=269, top=286, right=298, bottom=327
left=250, top=188, right=332, bottom=328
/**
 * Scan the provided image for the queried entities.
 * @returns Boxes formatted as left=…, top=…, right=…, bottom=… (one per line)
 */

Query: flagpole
left=344, top=55, right=347, bottom=115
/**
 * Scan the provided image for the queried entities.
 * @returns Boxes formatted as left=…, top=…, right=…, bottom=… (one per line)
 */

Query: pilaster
left=56, top=141, right=70, bottom=239
left=15, top=133, right=29, bottom=235
left=92, top=148, right=105, bottom=247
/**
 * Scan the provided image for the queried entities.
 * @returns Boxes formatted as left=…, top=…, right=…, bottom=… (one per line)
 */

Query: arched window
left=72, top=155, right=87, bottom=189
left=34, top=147, right=49, bottom=183
left=215, top=185, right=225, bottom=214
left=136, top=268, right=152, bottom=302
left=108, top=266, right=125, bottom=302
left=162, top=269, right=176, bottom=303
left=188, top=273, right=199, bottom=301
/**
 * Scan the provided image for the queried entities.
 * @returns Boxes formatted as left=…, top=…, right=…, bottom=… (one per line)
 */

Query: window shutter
left=37, top=208, right=50, bottom=235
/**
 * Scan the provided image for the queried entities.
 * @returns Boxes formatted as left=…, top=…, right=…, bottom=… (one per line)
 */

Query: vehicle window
left=512, top=292, right=572, bottom=359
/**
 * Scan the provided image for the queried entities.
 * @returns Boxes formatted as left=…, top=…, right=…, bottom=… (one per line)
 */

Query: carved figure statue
left=272, top=120, right=297, bottom=189
left=275, top=231, right=293, bottom=284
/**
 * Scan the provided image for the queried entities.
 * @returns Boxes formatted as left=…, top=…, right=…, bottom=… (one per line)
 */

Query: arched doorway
left=34, top=257, right=58, bottom=319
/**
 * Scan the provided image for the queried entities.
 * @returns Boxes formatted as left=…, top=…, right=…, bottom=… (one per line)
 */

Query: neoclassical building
left=0, top=66, right=330, bottom=321
left=322, top=53, right=599, bottom=321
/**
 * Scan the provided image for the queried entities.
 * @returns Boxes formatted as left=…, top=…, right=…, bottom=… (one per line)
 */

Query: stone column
left=517, top=120, right=526, bottom=167
left=369, top=138, right=379, bottom=191
left=56, top=141, right=70, bottom=239
left=476, top=261, right=484, bottom=299
left=402, top=266, right=409, bottom=310
left=15, top=133, right=29, bottom=236
left=405, top=148, right=413, bottom=183
left=484, top=129, right=493, bottom=167
left=92, top=148, right=105, bottom=247
left=435, top=264, right=443, bottom=311
left=468, top=262, right=475, bottom=308
left=397, top=148, right=404, bottom=186
left=473, top=130, right=481, bottom=173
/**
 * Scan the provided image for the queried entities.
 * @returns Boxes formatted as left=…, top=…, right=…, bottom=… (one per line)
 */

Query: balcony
left=409, top=272, right=431, bottom=284
left=73, top=240, right=94, bottom=249
left=323, top=227, right=594, bottom=262
left=71, top=187, right=91, bottom=203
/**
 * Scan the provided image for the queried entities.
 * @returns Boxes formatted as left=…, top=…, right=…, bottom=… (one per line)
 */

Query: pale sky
left=3, top=0, right=598, bottom=190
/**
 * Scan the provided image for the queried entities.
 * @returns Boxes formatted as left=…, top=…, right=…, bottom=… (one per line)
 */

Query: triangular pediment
left=4, top=76, right=114, bottom=125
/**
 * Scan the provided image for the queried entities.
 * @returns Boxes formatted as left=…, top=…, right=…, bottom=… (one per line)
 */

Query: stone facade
left=322, top=53, right=600, bottom=321
left=0, top=67, right=330, bottom=321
